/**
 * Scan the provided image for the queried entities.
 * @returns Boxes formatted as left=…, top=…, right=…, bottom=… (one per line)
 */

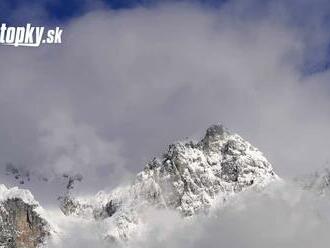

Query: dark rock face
left=0, top=198, right=49, bottom=248
left=93, top=200, right=120, bottom=220
left=58, top=194, right=81, bottom=216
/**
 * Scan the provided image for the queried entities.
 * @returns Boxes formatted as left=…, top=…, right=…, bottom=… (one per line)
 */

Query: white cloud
left=1, top=0, right=330, bottom=198
left=47, top=182, right=330, bottom=248
left=37, top=111, right=128, bottom=186
left=128, top=182, right=330, bottom=248
left=2, top=1, right=330, bottom=245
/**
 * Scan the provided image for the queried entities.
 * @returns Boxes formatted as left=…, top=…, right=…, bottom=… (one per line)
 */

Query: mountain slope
left=0, top=185, right=50, bottom=248
left=59, top=124, right=279, bottom=243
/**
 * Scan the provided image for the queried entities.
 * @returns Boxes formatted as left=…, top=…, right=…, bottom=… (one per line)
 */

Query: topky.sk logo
left=0, top=23, right=63, bottom=47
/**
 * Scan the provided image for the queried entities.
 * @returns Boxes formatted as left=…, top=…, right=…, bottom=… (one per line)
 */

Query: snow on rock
left=59, top=124, right=279, bottom=243
left=296, top=168, right=330, bottom=195
left=0, top=185, right=51, bottom=248
left=0, top=185, right=38, bottom=206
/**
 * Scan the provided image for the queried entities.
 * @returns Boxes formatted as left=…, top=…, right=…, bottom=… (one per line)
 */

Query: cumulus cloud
left=128, top=182, right=330, bottom=248
left=2, top=1, right=330, bottom=245
left=37, top=111, right=129, bottom=189
left=1, top=0, right=330, bottom=200
left=46, top=182, right=330, bottom=248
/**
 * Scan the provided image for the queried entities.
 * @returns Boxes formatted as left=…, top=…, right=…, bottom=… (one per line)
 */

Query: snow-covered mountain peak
left=58, top=124, right=279, bottom=243
left=200, top=124, right=228, bottom=150
left=134, top=124, right=278, bottom=215
left=0, top=124, right=282, bottom=247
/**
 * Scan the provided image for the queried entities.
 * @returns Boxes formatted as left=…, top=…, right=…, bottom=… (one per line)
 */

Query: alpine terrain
left=0, top=124, right=280, bottom=247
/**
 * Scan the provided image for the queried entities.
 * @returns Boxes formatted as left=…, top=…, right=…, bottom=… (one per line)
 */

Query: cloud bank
left=2, top=1, right=330, bottom=247
left=1, top=0, right=330, bottom=201
left=46, top=181, right=330, bottom=248
left=130, top=182, right=330, bottom=248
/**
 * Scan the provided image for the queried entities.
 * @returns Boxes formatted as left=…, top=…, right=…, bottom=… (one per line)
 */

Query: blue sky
left=0, top=0, right=227, bottom=23
left=1, top=0, right=329, bottom=73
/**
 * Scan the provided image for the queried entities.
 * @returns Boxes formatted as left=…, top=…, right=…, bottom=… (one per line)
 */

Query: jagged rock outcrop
left=296, top=168, right=330, bottom=195
left=59, top=124, right=279, bottom=243
left=0, top=185, right=50, bottom=248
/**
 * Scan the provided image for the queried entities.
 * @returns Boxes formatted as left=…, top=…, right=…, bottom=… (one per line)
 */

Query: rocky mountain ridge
left=0, top=124, right=280, bottom=246
left=58, top=124, right=279, bottom=242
